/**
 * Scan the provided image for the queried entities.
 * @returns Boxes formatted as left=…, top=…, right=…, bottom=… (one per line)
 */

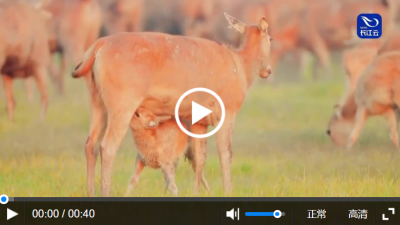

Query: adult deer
left=43, top=0, right=102, bottom=95
left=72, top=13, right=272, bottom=196
left=0, top=0, right=52, bottom=122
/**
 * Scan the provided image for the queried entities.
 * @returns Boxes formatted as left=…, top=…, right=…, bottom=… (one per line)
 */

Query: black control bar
left=2, top=198, right=400, bottom=225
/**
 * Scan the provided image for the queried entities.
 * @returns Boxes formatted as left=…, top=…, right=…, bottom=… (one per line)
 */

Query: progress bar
left=245, top=210, right=285, bottom=218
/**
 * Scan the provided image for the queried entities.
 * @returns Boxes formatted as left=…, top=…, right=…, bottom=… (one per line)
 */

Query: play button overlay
left=192, top=101, right=212, bottom=125
left=7, top=208, right=18, bottom=220
left=175, top=87, right=225, bottom=138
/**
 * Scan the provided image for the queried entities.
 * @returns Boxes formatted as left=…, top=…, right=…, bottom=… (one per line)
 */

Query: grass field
left=1, top=60, right=400, bottom=197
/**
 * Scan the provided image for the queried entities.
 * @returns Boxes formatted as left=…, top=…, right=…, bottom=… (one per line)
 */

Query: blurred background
left=1, top=0, right=400, bottom=197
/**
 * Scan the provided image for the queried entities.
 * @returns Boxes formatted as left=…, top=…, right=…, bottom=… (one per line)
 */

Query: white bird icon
left=361, top=16, right=379, bottom=27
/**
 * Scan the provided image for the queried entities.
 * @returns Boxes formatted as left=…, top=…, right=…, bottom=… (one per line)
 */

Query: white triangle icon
left=7, top=208, right=18, bottom=220
left=192, top=101, right=212, bottom=125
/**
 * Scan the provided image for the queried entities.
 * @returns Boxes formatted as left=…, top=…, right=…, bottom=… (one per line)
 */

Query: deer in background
left=43, top=0, right=102, bottom=95
left=327, top=5, right=400, bottom=148
left=0, top=0, right=52, bottom=122
left=101, top=0, right=144, bottom=35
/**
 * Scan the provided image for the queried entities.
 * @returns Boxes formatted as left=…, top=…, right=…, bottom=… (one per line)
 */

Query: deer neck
left=341, top=92, right=358, bottom=120
left=236, top=33, right=265, bottom=89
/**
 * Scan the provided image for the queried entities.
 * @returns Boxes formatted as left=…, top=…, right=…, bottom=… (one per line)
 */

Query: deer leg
left=125, top=154, right=145, bottom=196
left=32, top=66, right=49, bottom=120
left=85, top=90, right=106, bottom=197
left=24, top=78, right=34, bottom=103
left=173, top=159, right=179, bottom=172
left=191, top=124, right=208, bottom=194
left=186, top=149, right=211, bottom=193
left=384, top=109, right=399, bottom=148
left=161, top=161, right=178, bottom=196
left=200, top=171, right=210, bottom=193
left=56, top=54, right=69, bottom=95
left=99, top=87, right=143, bottom=197
left=2, top=75, right=15, bottom=123
left=389, top=84, right=400, bottom=148
left=310, top=36, right=331, bottom=78
left=216, top=113, right=236, bottom=194
left=347, top=106, right=368, bottom=149
left=48, top=55, right=60, bottom=87
left=294, top=49, right=303, bottom=71
left=185, top=133, right=211, bottom=193
left=100, top=107, right=138, bottom=197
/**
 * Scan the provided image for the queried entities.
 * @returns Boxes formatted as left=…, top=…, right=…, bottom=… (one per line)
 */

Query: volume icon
left=226, top=208, right=240, bottom=220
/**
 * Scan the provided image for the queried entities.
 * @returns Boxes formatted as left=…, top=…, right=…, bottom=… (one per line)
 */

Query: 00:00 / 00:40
left=32, top=209, right=95, bottom=218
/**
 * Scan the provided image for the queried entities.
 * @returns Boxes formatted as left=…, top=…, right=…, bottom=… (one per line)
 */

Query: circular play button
left=175, top=87, right=225, bottom=138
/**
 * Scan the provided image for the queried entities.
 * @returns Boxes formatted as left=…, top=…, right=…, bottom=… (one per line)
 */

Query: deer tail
left=72, top=39, right=105, bottom=78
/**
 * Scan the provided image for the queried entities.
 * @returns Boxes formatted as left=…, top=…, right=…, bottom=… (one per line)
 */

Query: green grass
left=1, top=62, right=400, bottom=197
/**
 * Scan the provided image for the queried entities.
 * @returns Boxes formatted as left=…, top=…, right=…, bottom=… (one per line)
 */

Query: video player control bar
left=1, top=198, right=400, bottom=225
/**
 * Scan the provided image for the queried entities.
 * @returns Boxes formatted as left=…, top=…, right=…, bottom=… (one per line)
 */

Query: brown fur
left=341, top=41, right=383, bottom=101
left=0, top=0, right=52, bottom=122
left=125, top=108, right=210, bottom=196
left=378, top=29, right=400, bottom=55
left=328, top=39, right=400, bottom=147
left=327, top=8, right=400, bottom=146
left=346, top=51, right=400, bottom=148
left=73, top=14, right=272, bottom=196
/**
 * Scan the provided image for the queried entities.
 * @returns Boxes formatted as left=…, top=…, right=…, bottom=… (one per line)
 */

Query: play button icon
left=175, top=87, right=225, bottom=138
left=7, top=208, right=18, bottom=220
left=192, top=101, right=212, bottom=125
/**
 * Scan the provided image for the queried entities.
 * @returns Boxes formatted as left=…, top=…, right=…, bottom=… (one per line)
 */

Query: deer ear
left=155, top=115, right=171, bottom=123
left=258, top=17, right=269, bottom=33
left=224, top=12, right=246, bottom=34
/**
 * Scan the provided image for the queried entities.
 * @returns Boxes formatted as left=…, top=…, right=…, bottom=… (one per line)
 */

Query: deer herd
left=1, top=0, right=400, bottom=196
